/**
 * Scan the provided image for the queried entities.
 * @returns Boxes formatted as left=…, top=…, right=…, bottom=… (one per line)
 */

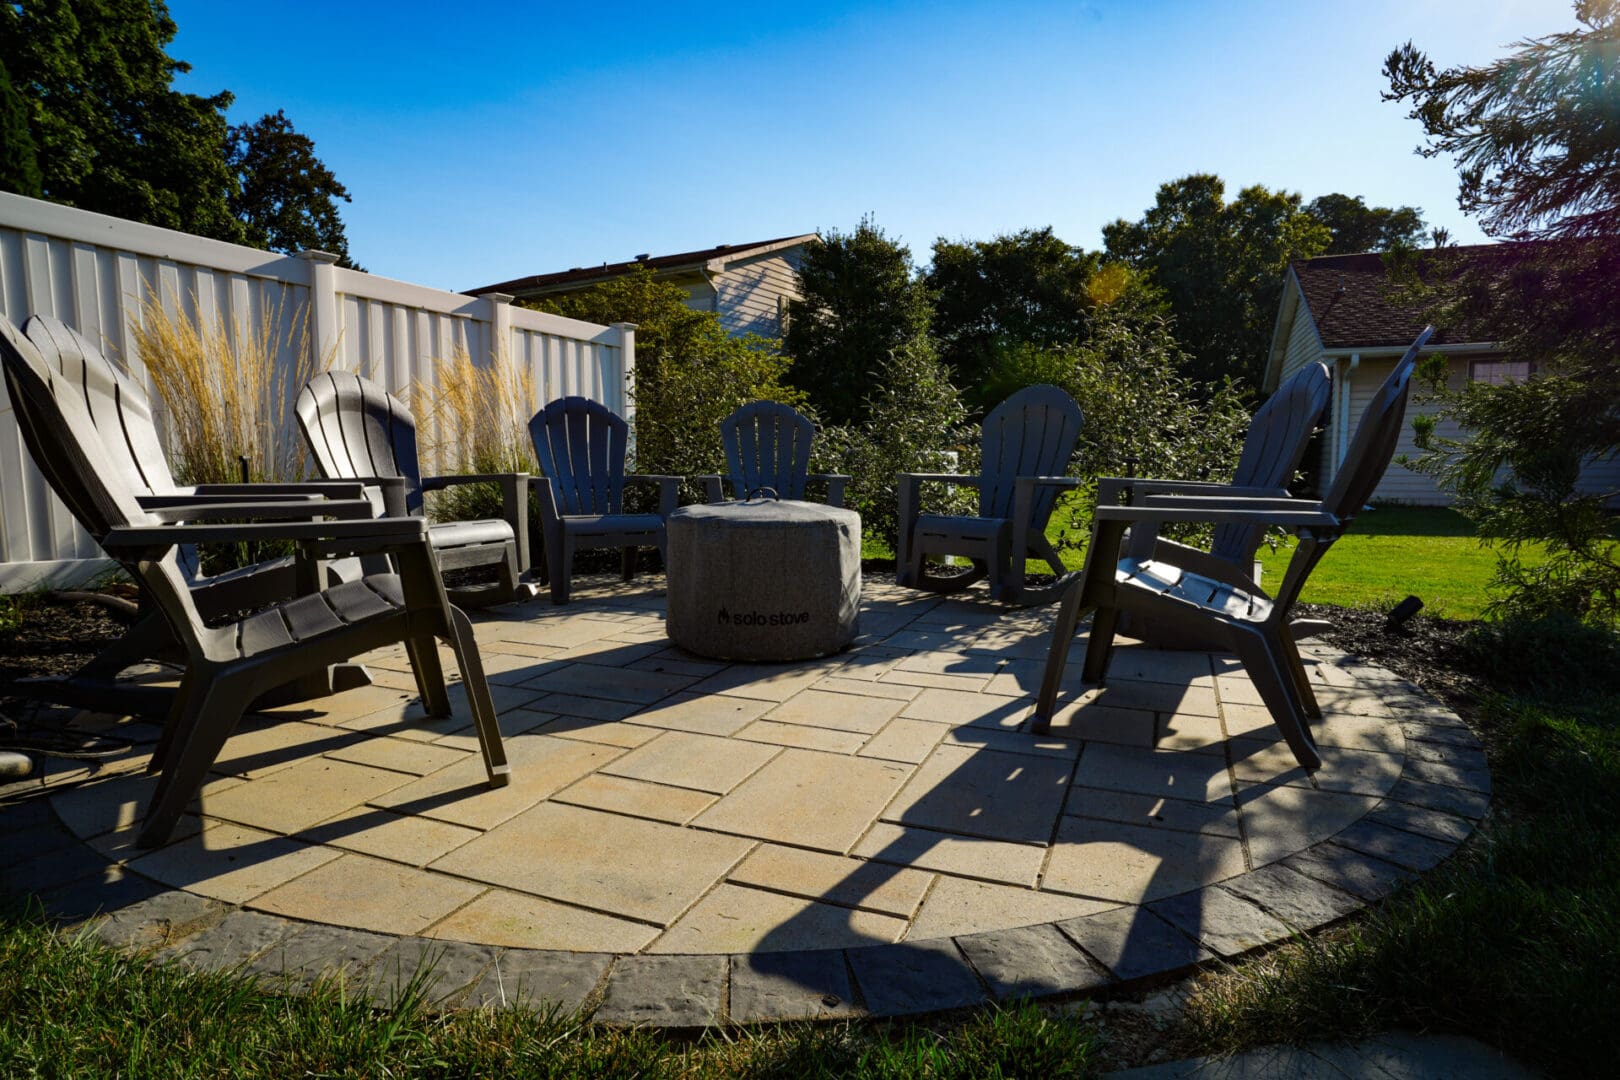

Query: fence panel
left=0, top=192, right=632, bottom=591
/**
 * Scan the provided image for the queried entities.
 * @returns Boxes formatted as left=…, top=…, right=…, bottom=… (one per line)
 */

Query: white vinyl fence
left=0, top=192, right=634, bottom=591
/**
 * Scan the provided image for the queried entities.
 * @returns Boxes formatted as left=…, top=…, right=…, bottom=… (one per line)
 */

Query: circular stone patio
left=1, top=575, right=1492, bottom=1026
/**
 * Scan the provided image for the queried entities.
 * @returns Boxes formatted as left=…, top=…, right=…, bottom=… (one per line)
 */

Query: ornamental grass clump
left=131, top=291, right=321, bottom=487
left=411, top=346, right=537, bottom=525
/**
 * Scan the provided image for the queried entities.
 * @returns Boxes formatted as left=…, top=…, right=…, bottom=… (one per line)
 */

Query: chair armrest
left=696, top=475, right=725, bottom=503
left=143, top=499, right=378, bottom=524
left=420, top=472, right=529, bottom=491
left=898, top=473, right=982, bottom=487
left=320, top=474, right=410, bottom=518
left=1015, top=475, right=1083, bottom=490
left=103, top=515, right=430, bottom=559
left=422, top=471, right=532, bottom=570
left=139, top=493, right=318, bottom=509
left=1096, top=502, right=1343, bottom=530
left=809, top=473, right=850, bottom=509
left=626, top=474, right=682, bottom=518
left=191, top=481, right=368, bottom=500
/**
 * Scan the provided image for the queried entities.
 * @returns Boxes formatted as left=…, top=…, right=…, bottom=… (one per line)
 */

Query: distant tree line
left=0, top=0, right=358, bottom=267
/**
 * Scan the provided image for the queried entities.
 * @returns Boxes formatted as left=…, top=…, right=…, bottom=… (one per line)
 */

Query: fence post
left=482, top=292, right=514, bottom=369
left=613, top=321, right=638, bottom=460
left=297, top=250, right=341, bottom=369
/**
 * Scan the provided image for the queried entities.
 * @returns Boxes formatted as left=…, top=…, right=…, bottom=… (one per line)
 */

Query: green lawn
left=873, top=503, right=1537, bottom=621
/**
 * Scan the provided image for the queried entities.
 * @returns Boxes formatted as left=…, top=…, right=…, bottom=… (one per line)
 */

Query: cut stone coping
left=0, top=575, right=1491, bottom=1028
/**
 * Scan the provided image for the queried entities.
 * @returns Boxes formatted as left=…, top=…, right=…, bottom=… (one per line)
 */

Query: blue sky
left=168, top=0, right=1578, bottom=293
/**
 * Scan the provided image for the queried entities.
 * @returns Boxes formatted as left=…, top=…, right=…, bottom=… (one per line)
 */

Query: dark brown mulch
left=1295, top=600, right=1482, bottom=712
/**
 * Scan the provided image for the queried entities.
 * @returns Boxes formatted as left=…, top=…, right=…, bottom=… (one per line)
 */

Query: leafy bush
left=1460, top=613, right=1620, bottom=697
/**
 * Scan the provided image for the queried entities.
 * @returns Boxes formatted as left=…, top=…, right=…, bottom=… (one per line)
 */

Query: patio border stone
left=0, top=633, right=1494, bottom=1029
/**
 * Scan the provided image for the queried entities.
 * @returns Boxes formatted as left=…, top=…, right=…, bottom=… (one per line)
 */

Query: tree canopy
left=1305, top=193, right=1427, bottom=254
left=1386, top=0, right=1620, bottom=625
left=783, top=218, right=933, bottom=426
left=1102, top=174, right=1331, bottom=387
left=1, top=0, right=355, bottom=261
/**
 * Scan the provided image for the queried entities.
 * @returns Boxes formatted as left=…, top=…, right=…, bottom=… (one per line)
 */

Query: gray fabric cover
left=667, top=499, right=861, bottom=661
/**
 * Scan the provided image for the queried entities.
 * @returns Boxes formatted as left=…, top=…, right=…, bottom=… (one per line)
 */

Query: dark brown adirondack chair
left=1032, top=329, right=1433, bottom=770
left=297, top=372, right=535, bottom=608
left=527, top=396, right=680, bottom=604
left=13, top=316, right=372, bottom=715
left=896, top=384, right=1084, bottom=604
left=1, top=317, right=510, bottom=847
left=1110, top=360, right=1333, bottom=648
left=699, top=400, right=849, bottom=505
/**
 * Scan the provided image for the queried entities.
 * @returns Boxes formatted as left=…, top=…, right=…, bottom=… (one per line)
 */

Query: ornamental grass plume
left=411, top=346, right=537, bottom=524
left=131, top=290, right=324, bottom=486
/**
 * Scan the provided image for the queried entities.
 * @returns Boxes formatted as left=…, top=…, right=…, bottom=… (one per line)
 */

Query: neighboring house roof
left=467, top=234, right=818, bottom=297
left=1263, top=244, right=1504, bottom=389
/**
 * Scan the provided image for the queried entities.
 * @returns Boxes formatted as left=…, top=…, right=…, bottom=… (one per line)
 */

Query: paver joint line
left=12, top=575, right=1486, bottom=1028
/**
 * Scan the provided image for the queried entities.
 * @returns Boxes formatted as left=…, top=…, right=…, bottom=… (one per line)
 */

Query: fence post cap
left=295, top=250, right=340, bottom=264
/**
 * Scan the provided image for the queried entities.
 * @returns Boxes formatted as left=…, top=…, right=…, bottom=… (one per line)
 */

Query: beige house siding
left=714, top=249, right=804, bottom=339
left=1340, top=357, right=1463, bottom=506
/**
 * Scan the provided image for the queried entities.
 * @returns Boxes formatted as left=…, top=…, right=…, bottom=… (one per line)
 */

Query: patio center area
left=3, top=574, right=1490, bottom=1025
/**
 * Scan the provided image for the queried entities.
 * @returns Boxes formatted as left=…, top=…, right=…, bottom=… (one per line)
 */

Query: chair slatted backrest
left=1269, top=328, right=1432, bottom=618
left=722, top=400, right=814, bottom=500
left=1209, top=361, right=1332, bottom=565
left=977, top=384, right=1084, bottom=525
left=25, top=315, right=179, bottom=499
left=3, top=318, right=207, bottom=653
left=297, top=372, right=424, bottom=514
left=528, top=397, right=629, bottom=515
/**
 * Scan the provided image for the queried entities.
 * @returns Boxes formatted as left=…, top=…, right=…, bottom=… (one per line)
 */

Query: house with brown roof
left=469, top=234, right=818, bottom=340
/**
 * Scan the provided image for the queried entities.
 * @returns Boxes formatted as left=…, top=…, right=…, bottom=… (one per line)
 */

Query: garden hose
left=0, top=710, right=134, bottom=761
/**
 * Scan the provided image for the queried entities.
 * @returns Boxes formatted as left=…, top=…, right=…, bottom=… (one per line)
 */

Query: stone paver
left=17, top=576, right=1487, bottom=1028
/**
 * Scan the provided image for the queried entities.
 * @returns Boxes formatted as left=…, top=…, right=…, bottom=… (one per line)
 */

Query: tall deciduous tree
left=228, top=110, right=357, bottom=267
left=784, top=217, right=933, bottom=426
left=1385, top=0, right=1620, bottom=625
left=926, top=227, right=1101, bottom=399
left=1102, top=174, right=1331, bottom=387
left=0, top=56, right=43, bottom=197
left=1305, top=193, right=1427, bottom=253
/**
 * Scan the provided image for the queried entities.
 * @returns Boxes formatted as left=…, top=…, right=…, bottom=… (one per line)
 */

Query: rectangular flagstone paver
left=152, top=909, right=298, bottom=969
left=300, top=804, right=482, bottom=865
left=423, top=888, right=660, bottom=952
left=368, top=733, right=623, bottom=830
left=848, top=938, right=986, bottom=1016
left=1065, top=680, right=1221, bottom=718
left=249, top=924, right=397, bottom=988
left=431, top=802, right=753, bottom=925
left=650, top=883, right=906, bottom=953
left=1056, top=905, right=1211, bottom=982
left=859, top=717, right=949, bottom=764
left=693, top=749, right=912, bottom=853
left=87, top=889, right=228, bottom=953
left=128, top=820, right=343, bottom=903
left=622, top=692, right=775, bottom=737
left=730, top=952, right=863, bottom=1022
left=366, top=938, right=497, bottom=1008
left=463, top=948, right=611, bottom=1012
left=1281, top=845, right=1414, bottom=902
left=201, top=757, right=416, bottom=835
left=763, top=689, right=905, bottom=734
left=1234, top=781, right=1379, bottom=867
left=1073, top=744, right=1236, bottom=804
left=601, top=730, right=778, bottom=794
left=899, top=687, right=1029, bottom=728
left=1327, top=820, right=1457, bottom=872
left=853, top=823, right=1046, bottom=887
left=52, top=770, right=237, bottom=841
left=1066, top=787, right=1241, bottom=838
left=735, top=719, right=869, bottom=754
left=1154, top=713, right=1227, bottom=755
left=517, top=692, right=641, bottom=723
left=1363, top=800, right=1475, bottom=844
left=490, top=617, right=619, bottom=649
left=1105, top=648, right=1216, bottom=687
left=1232, top=738, right=1401, bottom=798
left=1043, top=818, right=1249, bottom=904
left=1218, top=863, right=1364, bottom=931
left=955, top=923, right=1111, bottom=1000
left=208, top=719, right=365, bottom=779
left=596, top=954, right=725, bottom=1027
left=1384, top=776, right=1491, bottom=820
left=250, top=852, right=486, bottom=935
left=1039, top=702, right=1157, bottom=746
left=322, top=736, right=468, bottom=777
left=728, top=844, right=932, bottom=918
left=1148, top=887, right=1294, bottom=958
left=881, top=745, right=1071, bottom=845
left=551, top=772, right=717, bottom=824
left=521, top=662, right=695, bottom=704
left=524, top=712, right=659, bottom=748
left=685, top=660, right=842, bottom=703
left=906, top=877, right=1117, bottom=942
left=812, top=675, right=920, bottom=701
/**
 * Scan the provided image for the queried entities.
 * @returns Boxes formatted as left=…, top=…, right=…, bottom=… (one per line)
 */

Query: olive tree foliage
left=783, top=218, right=933, bottom=426
left=532, top=267, right=802, bottom=499
left=1385, top=0, right=1620, bottom=625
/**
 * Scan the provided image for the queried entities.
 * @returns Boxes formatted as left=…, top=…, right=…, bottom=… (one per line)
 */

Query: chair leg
left=1081, top=604, right=1120, bottom=685
left=496, top=539, right=522, bottom=603
left=138, top=675, right=254, bottom=848
left=1278, top=631, right=1322, bottom=720
left=621, top=546, right=638, bottom=582
left=1032, top=575, right=1093, bottom=732
left=147, top=668, right=201, bottom=779
left=443, top=604, right=511, bottom=788
left=405, top=634, right=451, bottom=718
left=1232, top=631, right=1321, bottom=771
left=550, top=533, right=575, bottom=605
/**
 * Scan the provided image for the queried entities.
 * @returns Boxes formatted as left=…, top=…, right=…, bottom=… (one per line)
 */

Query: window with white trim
left=1469, top=359, right=1532, bottom=385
